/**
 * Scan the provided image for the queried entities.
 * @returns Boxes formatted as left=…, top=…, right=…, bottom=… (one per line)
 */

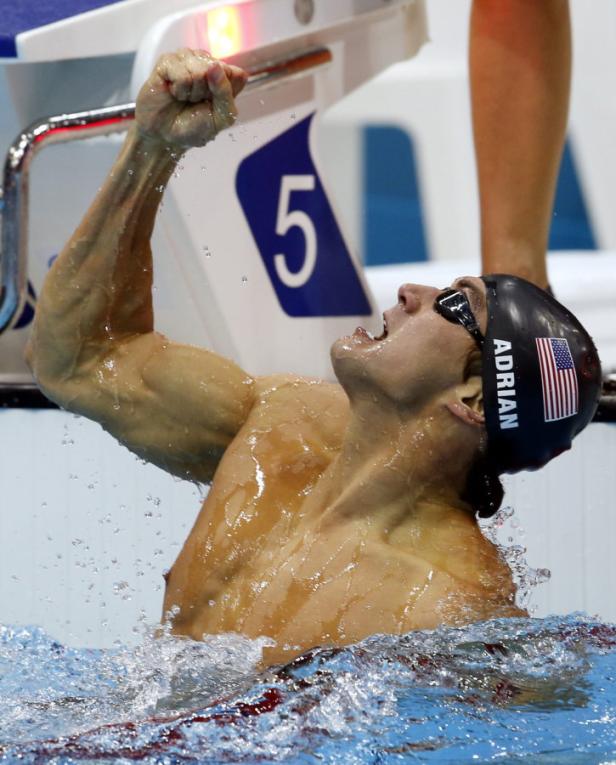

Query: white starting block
left=138, top=0, right=428, bottom=378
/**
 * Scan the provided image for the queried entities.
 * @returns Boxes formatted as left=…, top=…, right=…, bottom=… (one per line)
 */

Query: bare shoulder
left=403, top=562, right=525, bottom=633
left=391, top=518, right=525, bottom=630
left=250, top=373, right=350, bottom=446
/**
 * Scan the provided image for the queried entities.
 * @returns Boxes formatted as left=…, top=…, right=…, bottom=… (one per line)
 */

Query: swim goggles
left=434, top=289, right=484, bottom=350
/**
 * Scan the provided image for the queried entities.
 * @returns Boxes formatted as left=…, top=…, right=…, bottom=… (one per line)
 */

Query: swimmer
left=25, top=50, right=601, bottom=666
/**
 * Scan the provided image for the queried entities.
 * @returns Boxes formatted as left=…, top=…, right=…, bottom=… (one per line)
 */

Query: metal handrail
left=0, top=46, right=332, bottom=333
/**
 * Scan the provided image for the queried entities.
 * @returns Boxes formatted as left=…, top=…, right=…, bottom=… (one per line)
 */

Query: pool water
left=2, top=614, right=616, bottom=764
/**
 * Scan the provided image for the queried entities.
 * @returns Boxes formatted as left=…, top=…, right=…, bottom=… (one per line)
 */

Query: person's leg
left=469, top=0, right=571, bottom=288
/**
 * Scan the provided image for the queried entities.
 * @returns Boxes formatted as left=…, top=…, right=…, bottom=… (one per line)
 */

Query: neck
left=315, top=394, right=477, bottom=535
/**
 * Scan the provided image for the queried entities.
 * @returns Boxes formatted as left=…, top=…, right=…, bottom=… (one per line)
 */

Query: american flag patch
left=535, top=338, right=579, bottom=422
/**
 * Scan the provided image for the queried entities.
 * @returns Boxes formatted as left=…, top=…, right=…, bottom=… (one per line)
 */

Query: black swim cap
left=480, top=275, right=602, bottom=474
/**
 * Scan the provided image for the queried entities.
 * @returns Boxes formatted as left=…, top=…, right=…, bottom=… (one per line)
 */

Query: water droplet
left=241, top=276, right=248, bottom=285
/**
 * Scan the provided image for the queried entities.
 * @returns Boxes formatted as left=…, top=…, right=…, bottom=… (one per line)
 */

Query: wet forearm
left=27, top=125, right=183, bottom=385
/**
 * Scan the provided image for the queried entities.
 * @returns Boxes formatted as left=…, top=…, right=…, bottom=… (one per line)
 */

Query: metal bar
left=0, top=46, right=332, bottom=333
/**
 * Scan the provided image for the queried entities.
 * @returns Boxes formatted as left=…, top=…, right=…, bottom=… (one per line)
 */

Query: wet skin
left=27, top=50, right=523, bottom=667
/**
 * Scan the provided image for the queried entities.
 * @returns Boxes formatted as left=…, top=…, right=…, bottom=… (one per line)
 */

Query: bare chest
left=167, top=511, right=456, bottom=660
left=162, top=378, right=348, bottom=615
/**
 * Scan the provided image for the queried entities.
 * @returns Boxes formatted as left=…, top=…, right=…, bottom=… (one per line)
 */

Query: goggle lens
left=434, top=289, right=484, bottom=350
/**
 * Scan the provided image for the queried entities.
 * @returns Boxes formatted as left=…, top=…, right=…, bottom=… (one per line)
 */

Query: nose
left=397, top=283, right=415, bottom=311
left=397, top=283, right=436, bottom=314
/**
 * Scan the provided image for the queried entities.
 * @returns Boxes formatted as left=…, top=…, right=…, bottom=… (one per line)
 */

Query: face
left=331, top=276, right=488, bottom=407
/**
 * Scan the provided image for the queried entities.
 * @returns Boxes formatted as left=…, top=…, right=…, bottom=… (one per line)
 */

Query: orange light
left=207, top=6, right=242, bottom=59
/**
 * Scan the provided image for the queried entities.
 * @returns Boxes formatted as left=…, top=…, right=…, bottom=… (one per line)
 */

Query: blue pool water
left=2, top=614, right=616, bottom=764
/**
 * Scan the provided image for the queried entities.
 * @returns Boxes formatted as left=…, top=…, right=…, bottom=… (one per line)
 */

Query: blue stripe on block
left=0, top=0, right=128, bottom=58
left=549, top=139, right=597, bottom=250
left=363, top=125, right=428, bottom=265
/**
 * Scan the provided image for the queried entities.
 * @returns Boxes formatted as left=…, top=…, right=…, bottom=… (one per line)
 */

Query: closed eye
left=454, top=279, right=482, bottom=315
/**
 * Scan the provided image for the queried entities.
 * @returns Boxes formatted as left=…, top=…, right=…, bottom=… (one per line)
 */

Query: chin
left=330, top=337, right=349, bottom=379
left=330, top=336, right=376, bottom=398
left=330, top=332, right=366, bottom=365
left=330, top=336, right=356, bottom=382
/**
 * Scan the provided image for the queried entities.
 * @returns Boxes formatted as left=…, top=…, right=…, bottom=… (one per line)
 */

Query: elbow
left=24, top=335, right=46, bottom=388
left=24, top=335, right=36, bottom=375
left=24, top=334, right=48, bottom=389
left=24, top=333, right=78, bottom=408
left=25, top=311, right=97, bottom=412
left=24, top=317, right=47, bottom=379
left=25, top=347, right=60, bottom=405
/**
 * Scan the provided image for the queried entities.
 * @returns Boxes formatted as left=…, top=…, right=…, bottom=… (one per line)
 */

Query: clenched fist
left=136, top=48, right=248, bottom=149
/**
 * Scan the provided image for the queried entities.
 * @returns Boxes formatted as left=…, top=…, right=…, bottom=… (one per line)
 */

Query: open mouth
left=374, top=313, right=389, bottom=341
left=357, top=314, right=389, bottom=342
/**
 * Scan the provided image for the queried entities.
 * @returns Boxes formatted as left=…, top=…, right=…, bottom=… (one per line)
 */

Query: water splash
left=480, top=505, right=551, bottom=611
left=2, top=615, right=616, bottom=763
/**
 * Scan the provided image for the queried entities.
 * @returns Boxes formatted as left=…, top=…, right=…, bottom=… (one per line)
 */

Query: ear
left=445, top=375, right=485, bottom=428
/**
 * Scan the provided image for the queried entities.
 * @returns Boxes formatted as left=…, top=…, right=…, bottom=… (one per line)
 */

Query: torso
left=163, top=375, right=522, bottom=665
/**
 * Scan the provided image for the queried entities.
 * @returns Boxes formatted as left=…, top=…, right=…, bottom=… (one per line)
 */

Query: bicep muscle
left=62, top=333, right=255, bottom=482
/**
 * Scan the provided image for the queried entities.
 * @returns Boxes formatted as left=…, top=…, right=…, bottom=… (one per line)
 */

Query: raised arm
left=26, top=50, right=254, bottom=482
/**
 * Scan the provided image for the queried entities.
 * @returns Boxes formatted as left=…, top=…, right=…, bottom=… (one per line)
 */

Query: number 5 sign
left=236, top=114, right=371, bottom=317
